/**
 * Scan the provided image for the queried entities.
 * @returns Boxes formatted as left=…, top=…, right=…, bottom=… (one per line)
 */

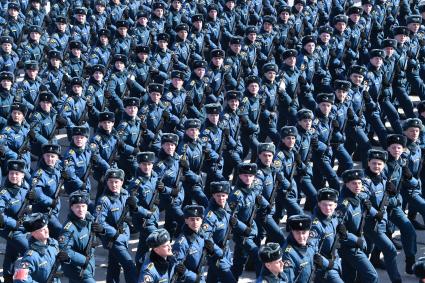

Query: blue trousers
left=206, top=263, right=237, bottom=283
left=230, top=235, right=261, bottom=281
left=339, top=246, right=378, bottom=283
left=379, top=98, right=403, bottom=134
left=388, top=206, right=417, bottom=258
left=295, top=174, right=317, bottom=212
left=3, top=233, right=28, bottom=276
left=106, top=242, right=137, bottom=283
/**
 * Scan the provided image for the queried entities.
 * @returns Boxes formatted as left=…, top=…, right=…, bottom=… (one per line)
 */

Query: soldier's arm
left=63, top=156, right=84, bottom=188
left=30, top=114, right=49, bottom=145
left=12, top=256, right=36, bottom=283
left=172, top=237, right=197, bottom=282
left=0, top=193, right=18, bottom=229
left=59, top=226, right=87, bottom=266
left=337, top=202, right=362, bottom=248
left=32, top=176, right=54, bottom=207
left=96, top=198, right=118, bottom=238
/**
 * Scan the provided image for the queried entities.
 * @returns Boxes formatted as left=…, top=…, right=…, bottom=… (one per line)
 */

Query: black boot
left=3, top=275, right=13, bottom=283
left=387, top=233, right=402, bottom=250
left=408, top=212, right=425, bottom=230
left=370, top=249, right=386, bottom=270
left=406, top=256, right=415, bottom=274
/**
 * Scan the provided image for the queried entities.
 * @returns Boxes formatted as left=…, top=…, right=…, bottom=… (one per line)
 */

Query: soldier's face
left=26, top=69, right=38, bottom=79
left=193, top=21, right=202, bottom=30
left=71, top=48, right=81, bottom=57
left=349, top=13, right=360, bottom=23
left=248, top=83, right=259, bottom=94
left=153, top=241, right=173, bottom=257
left=100, top=120, right=114, bottom=132
left=408, top=23, right=420, bottom=33
left=285, top=56, right=296, bottom=67
left=320, top=33, right=330, bottom=44
left=8, top=170, right=24, bottom=185
left=318, top=200, right=337, bottom=216
left=335, top=22, right=346, bottom=32
left=73, top=135, right=88, bottom=147
left=195, top=67, right=205, bottom=78
left=230, top=43, right=241, bottom=53
left=172, top=77, right=183, bottom=88
left=294, top=4, right=303, bottom=12
left=149, top=92, right=161, bottom=103
left=247, top=33, right=257, bottom=42
left=72, top=84, right=83, bottom=95
left=158, top=40, right=168, bottom=49
left=93, top=71, right=104, bottom=82
left=31, top=1, right=41, bottom=9
left=259, top=151, right=273, bottom=167
left=50, top=58, right=61, bottom=67
left=304, top=42, right=315, bottom=54
left=114, top=61, right=125, bottom=71
left=208, top=9, right=217, bottom=19
left=265, top=71, right=276, bottom=81
left=154, top=8, right=164, bottom=18
left=125, top=106, right=138, bottom=117
left=137, top=17, right=148, bottom=26
left=95, top=4, right=105, bottom=13
left=227, top=98, right=239, bottom=111
left=1, top=79, right=12, bottom=89
left=346, top=179, right=362, bottom=194
left=76, top=13, right=86, bottom=23
left=384, top=47, right=394, bottom=57
left=118, top=27, right=128, bottom=36
left=43, top=153, right=59, bottom=167
left=282, top=136, right=296, bottom=148
left=207, top=113, right=220, bottom=125
left=387, top=144, right=403, bottom=159
left=298, top=118, right=312, bottom=130
left=2, top=43, right=11, bottom=53
left=212, top=56, right=223, bottom=67
left=100, top=35, right=109, bottom=45
left=107, top=178, right=123, bottom=193
left=8, top=8, right=18, bottom=18
left=185, top=128, right=199, bottom=140
left=30, top=32, right=40, bottom=41
left=265, top=258, right=285, bottom=274
left=292, top=230, right=309, bottom=246
left=40, top=100, right=52, bottom=112
left=213, top=192, right=228, bottom=208
left=57, top=22, right=66, bottom=32
left=137, top=52, right=148, bottom=62
left=139, top=162, right=153, bottom=175
left=185, top=216, right=202, bottom=232
left=319, top=102, right=332, bottom=116
left=362, top=4, right=372, bottom=13
left=335, top=89, right=347, bottom=102
left=178, top=30, right=188, bottom=40
left=349, top=73, right=363, bottom=86
left=225, top=0, right=235, bottom=10
left=368, top=159, right=385, bottom=174
left=71, top=203, right=88, bottom=219
left=239, top=173, right=255, bottom=186
left=279, top=11, right=290, bottom=22
left=171, top=0, right=181, bottom=9
left=32, top=225, right=49, bottom=242
left=263, top=22, right=273, bottom=32
left=370, top=57, right=383, bottom=68
left=162, top=142, right=176, bottom=155
left=404, top=127, right=420, bottom=141
left=11, top=110, right=24, bottom=123
left=395, top=34, right=408, bottom=44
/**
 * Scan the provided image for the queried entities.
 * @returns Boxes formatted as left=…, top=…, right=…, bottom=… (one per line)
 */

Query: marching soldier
left=257, top=242, right=292, bottom=283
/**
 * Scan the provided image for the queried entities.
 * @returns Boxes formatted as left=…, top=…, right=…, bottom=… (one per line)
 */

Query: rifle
left=17, top=130, right=32, bottom=159
left=242, top=195, right=260, bottom=245
left=106, top=189, right=137, bottom=249
left=81, top=151, right=96, bottom=185
left=307, top=236, right=326, bottom=283
left=171, top=144, right=188, bottom=203
left=134, top=120, right=147, bottom=149
left=216, top=207, right=239, bottom=267
left=76, top=96, right=92, bottom=126
left=46, top=231, right=74, bottom=283
left=48, top=98, right=69, bottom=141
left=8, top=178, right=37, bottom=238
left=147, top=114, right=166, bottom=149
left=194, top=235, right=212, bottom=282
left=146, top=175, right=164, bottom=215
left=47, top=168, right=66, bottom=217
left=355, top=209, right=367, bottom=253
left=79, top=206, right=101, bottom=277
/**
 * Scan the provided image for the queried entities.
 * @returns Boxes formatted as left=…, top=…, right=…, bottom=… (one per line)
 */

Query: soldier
left=171, top=23, right=193, bottom=71
left=149, top=2, right=166, bottom=34
left=0, top=36, right=19, bottom=74
left=338, top=169, right=378, bottom=283
left=281, top=214, right=315, bottom=282
left=138, top=228, right=176, bottom=283
left=88, top=29, right=112, bottom=68
left=85, top=64, right=108, bottom=125
left=188, top=14, right=207, bottom=61
left=0, top=160, right=30, bottom=283
left=202, top=181, right=250, bottom=283
left=17, top=25, right=44, bottom=64
left=112, top=20, right=133, bottom=57
left=3, top=3, right=25, bottom=46
left=70, top=7, right=91, bottom=54
left=64, top=40, right=85, bottom=78
left=62, top=126, right=108, bottom=194
left=150, top=33, right=174, bottom=84
left=362, top=149, right=402, bottom=282
left=58, top=192, right=96, bottom=282
left=0, top=71, right=16, bottom=128
left=40, top=50, right=68, bottom=98
left=132, top=11, right=152, bottom=47
left=172, top=205, right=222, bottom=283
left=206, top=48, right=226, bottom=103
left=12, top=213, right=59, bottom=283
left=257, top=242, right=292, bottom=283
left=228, top=163, right=266, bottom=279
left=131, top=45, right=151, bottom=95
left=184, top=60, right=209, bottom=121
left=47, top=16, right=70, bottom=55
left=63, top=77, right=90, bottom=138
left=30, top=143, right=63, bottom=239
left=223, top=36, right=249, bottom=92
left=15, top=61, right=42, bottom=115
left=94, top=168, right=137, bottom=283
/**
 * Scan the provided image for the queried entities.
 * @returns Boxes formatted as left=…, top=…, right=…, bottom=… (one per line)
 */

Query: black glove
left=126, top=196, right=138, bottom=211
left=311, top=136, right=319, bottom=149
left=204, top=85, right=212, bottom=94
left=162, top=110, right=170, bottom=121
left=375, top=211, right=384, bottom=222
left=86, top=98, right=94, bottom=109
left=229, top=215, right=238, bottom=227
left=336, top=223, right=347, bottom=239
left=363, top=199, right=372, bottom=212
left=184, top=93, right=194, bottom=105
left=355, top=237, right=364, bottom=249
left=92, top=222, right=104, bottom=234
left=204, top=239, right=215, bottom=255
left=313, top=253, right=324, bottom=269
left=385, top=181, right=397, bottom=196
left=0, top=145, right=5, bottom=157
left=149, top=66, right=159, bottom=74
left=171, top=187, right=180, bottom=197
left=51, top=198, right=58, bottom=209
left=0, top=214, right=4, bottom=228
left=156, top=181, right=165, bottom=192
left=122, top=8, right=129, bottom=19
left=402, top=166, right=413, bottom=180
left=243, top=227, right=252, bottom=236
left=298, top=76, right=307, bottom=86
left=56, top=116, right=68, bottom=127
left=331, top=119, right=340, bottom=130
left=117, top=140, right=125, bottom=150
left=61, top=170, right=70, bottom=180
left=255, top=195, right=263, bottom=205
left=57, top=251, right=70, bottom=262
left=294, top=152, right=303, bottom=166
left=132, top=147, right=140, bottom=155
left=223, top=128, right=230, bottom=138
left=363, top=91, right=371, bottom=103
left=27, top=190, right=37, bottom=201
left=179, top=158, right=190, bottom=170
left=240, top=116, right=248, bottom=125
left=29, top=129, right=36, bottom=139
left=347, top=108, right=355, bottom=121
left=175, top=263, right=186, bottom=276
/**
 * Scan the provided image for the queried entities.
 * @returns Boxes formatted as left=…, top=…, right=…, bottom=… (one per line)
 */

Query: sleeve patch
left=13, top=268, right=29, bottom=281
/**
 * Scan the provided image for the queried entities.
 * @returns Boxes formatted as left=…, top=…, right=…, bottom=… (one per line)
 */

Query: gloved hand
left=0, top=145, right=5, bottom=157
left=0, top=214, right=4, bottom=228
left=385, top=181, right=397, bottom=196
left=336, top=223, right=347, bottom=239
left=229, top=215, right=238, bottom=227
left=175, top=263, right=186, bottom=277
left=363, top=199, right=372, bottom=212
left=149, top=66, right=159, bottom=74
left=57, top=251, right=70, bottom=262
left=375, top=211, right=384, bottom=222
left=204, top=85, right=212, bottom=94
left=179, top=158, right=190, bottom=170
left=255, top=195, right=263, bottom=205
left=347, top=108, right=355, bottom=121
left=204, top=239, right=215, bottom=255
left=240, top=116, right=248, bottom=125
left=355, top=237, right=365, bottom=249
left=117, top=140, right=125, bottom=150
left=156, top=181, right=165, bottom=192
left=92, top=222, right=105, bottom=234
left=331, top=119, right=340, bottom=130
left=363, top=91, right=371, bottom=103
left=185, top=95, right=193, bottom=106
left=313, top=253, right=324, bottom=269
left=51, top=198, right=58, bottom=209
left=132, top=147, right=140, bottom=155
left=402, top=166, right=413, bottom=180
left=27, top=190, right=37, bottom=201
left=243, top=227, right=252, bottom=236
left=294, top=152, right=303, bottom=166
left=162, top=110, right=170, bottom=121
left=298, top=76, right=307, bottom=86
left=126, top=196, right=138, bottom=211
left=61, top=170, right=70, bottom=180
left=56, top=116, right=68, bottom=127
left=171, top=187, right=180, bottom=197
left=223, top=128, right=230, bottom=138
left=311, top=136, right=319, bottom=149
left=29, top=129, right=36, bottom=139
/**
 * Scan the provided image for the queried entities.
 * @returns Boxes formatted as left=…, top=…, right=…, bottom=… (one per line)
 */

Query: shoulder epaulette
left=147, top=262, right=154, bottom=270
left=63, top=222, right=73, bottom=231
left=284, top=245, right=292, bottom=253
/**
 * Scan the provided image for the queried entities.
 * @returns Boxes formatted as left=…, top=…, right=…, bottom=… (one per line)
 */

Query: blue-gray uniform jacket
left=29, top=107, right=58, bottom=152
left=139, top=251, right=176, bottom=283
left=0, top=51, right=19, bottom=73
left=256, top=163, right=277, bottom=217
left=273, top=146, right=297, bottom=196
left=177, top=135, right=205, bottom=186
left=239, top=94, right=261, bottom=135
left=172, top=225, right=223, bottom=282
left=256, top=267, right=291, bottom=283
left=0, top=88, right=14, bottom=127
left=40, top=66, right=66, bottom=97
left=13, top=237, right=59, bottom=283
left=88, top=44, right=112, bottom=67
left=15, top=76, right=43, bottom=113
left=0, top=121, right=31, bottom=167
left=48, top=31, right=71, bottom=54
left=59, top=212, right=96, bottom=280
left=85, top=79, right=107, bottom=124
left=17, top=41, right=45, bottom=64
left=362, top=171, right=389, bottom=232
